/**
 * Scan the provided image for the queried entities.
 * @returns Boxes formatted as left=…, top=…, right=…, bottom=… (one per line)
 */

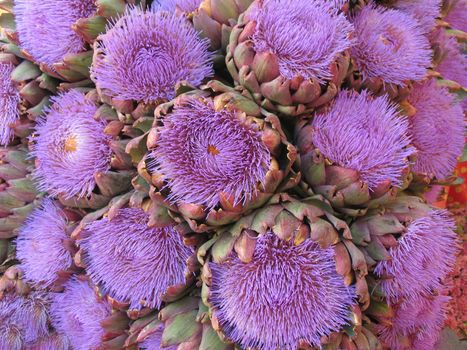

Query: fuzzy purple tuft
left=209, top=232, right=356, bottom=350
left=150, top=97, right=271, bottom=209
left=351, top=4, right=431, bottom=85
left=0, top=63, right=20, bottom=146
left=91, top=7, right=213, bottom=103
left=16, top=199, right=73, bottom=288
left=80, top=207, right=193, bottom=309
left=311, top=90, right=414, bottom=189
left=14, top=0, right=96, bottom=66
left=50, top=277, right=111, bottom=350
left=32, top=89, right=112, bottom=199
left=140, top=323, right=177, bottom=350
left=375, top=210, right=458, bottom=302
left=250, top=0, right=353, bottom=82
left=407, top=79, right=465, bottom=179
left=152, top=0, right=202, bottom=13
left=377, top=294, right=450, bottom=350
left=445, top=0, right=467, bottom=32
left=24, top=334, right=70, bottom=350
left=391, top=0, right=441, bottom=33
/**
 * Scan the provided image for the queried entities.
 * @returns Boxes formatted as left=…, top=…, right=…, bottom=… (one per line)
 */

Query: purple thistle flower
left=80, top=207, right=193, bottom=309
left=407, top=79, right=465, bottom=179
left=391, top=0, right=441, bottom=33
left=50, top=277, right=112, bottom=350
left=140, top=323, right=177, bottom=350
left=209, top=232, right=356, bottom=350
left=374, top=210, right=458, bottom=302
left=152, top=0, right=202, bottom=13
left=14, top=0, right=96, bottom=66
left=150, top=97, right=271, bottom=209
left=91, top=7, right=213, bottom=103
left=32, top=89, right=112, bottom=199
left=16, top=199, right=73, bottom=288
left=377, top=294, right=450, bottom=350
left=445, top=0, right=467, bottom=32
left=250, top=0, right=353, bottom=82
left=351, top=4, right=432, bottom=85
left=24, top=334, right=70, bottom=350
left=0, top=63, right=20, bottom=146
left=310, top=90, right=414, bottom=190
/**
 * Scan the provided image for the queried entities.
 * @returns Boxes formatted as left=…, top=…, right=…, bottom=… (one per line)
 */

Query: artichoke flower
left=198, top=193, right=370, bottom=350
left=142, top=82, right=298, bottom=232
left=226, top=0, right=354, bottom=116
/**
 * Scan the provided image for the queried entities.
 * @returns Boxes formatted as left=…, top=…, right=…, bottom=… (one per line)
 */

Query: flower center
left=64, top=135, right=78, bottom=153
left=207, top=144, right=220, bottom=156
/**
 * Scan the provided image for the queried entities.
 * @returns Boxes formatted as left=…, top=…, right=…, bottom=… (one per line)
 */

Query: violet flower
left=391, top=0, right=441, bottom=33
left=0, top=63, right=20, bottom=146
left=152, top=0, right=202, bottom=13
left=445, top=0, right=467, bottom=32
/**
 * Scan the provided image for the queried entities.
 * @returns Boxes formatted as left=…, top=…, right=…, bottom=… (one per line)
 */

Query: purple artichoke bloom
left=24, top=334, right=70, bottom=350
left=407, top=79, right=465, bottom=179
left=311, top=90, right=414, bottom=190
left=351, top=4, right=431, bottom=85
left=377, top=294, right=450, bottom=350
left=250, top=0, right=353, bottom=82
left=91, top=7, right=213, bottom=103
left=375, top=210, right=458, bottom=302
left=152, top=0, right=202, bottom=13
left=391, top=0, right=441, bottom=33
left=150, top=97, right=271, bottom=209
left=0, top=63, right=20, bottom=146
left=16, top=199, right=73, bottom=288
left=209, top=233, right=356, bottom=350
left=14, top=0, right=96, bottom=66
left=50, top=277, right=112, bottom=350
left=32, top=89, right=112, bottom=199
left=445, top=0, right=467, bottom=32
left=140, top=323, right=176, bottom=350
left=80, top=207, right=193, bottom=309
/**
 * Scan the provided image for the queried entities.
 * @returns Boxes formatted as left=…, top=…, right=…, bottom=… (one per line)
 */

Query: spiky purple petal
left=140, top=323, right=177, bottom=350
left=31, top=89, right=112, bottom=199
left=311, top=90, right=414, bottom=189
left=91, top=7, right=213, bottom=103
left=351, top=4, right=431, bottom=85
left=250, top=0, right=353, bottom=82
left=152, top=0, right=202, bottom=13
left=16, top=199, right=72, bottom=288
left=445, top=0, right=467, bottom=32
left=0, top=63, right=20, bottom=146
left=209, top=233, right=356, bottom=350
left=391, top=0, right=441, bottom=33
left=407, top=79, right=465, bottom=179
left=375, top=210, right=458, bottom=302
left=80, top=208, right=193, bottom=309
left=24, top=334, right=70, bottom=350
left=150, top=97, right=271, bottom=209
left=50, top=278, right=111, bottom=350
left=14, top=0, right=95, bottom=66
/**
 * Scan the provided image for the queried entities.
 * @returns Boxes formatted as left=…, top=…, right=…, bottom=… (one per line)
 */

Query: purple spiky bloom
left=311, top=90, right=414, bottom=190
left=407, top=79, right=465, bottom=179
left=50, top=277, right=111, bottom=350
left=250, top=0, right=353, bottom=82
left=391, top=0, right=441, bottom=33
left=32, top=89, right=111, bottom=199
left=80, top=207, right=193, bottom=309
left=351, top=4, right=431, bottom=85
left=0, top=63, right=20, bottom=146
left=91, top=7, right=213, bottom=103
left=140, top=323, right=177, bottom=350
left=150, top=98, right=271, bottom=209
left=16, top=199, right=72, bottom=288
left=152, top=0, right=202, bottom=13
left=377, top=294, right=450, bottom=350
left=445, top=0, right=467, bottom=32
left=375, top=210, right=458, bottom=302
left=14, top=0, right=96, bottom=66
left=24, top=334, right=70, bottom=350
left=209, top=233, right=356, bottom=350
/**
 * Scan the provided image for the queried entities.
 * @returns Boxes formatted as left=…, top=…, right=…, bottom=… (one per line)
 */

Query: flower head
left=377, top=294, right=450, bottom=350
left=14, top=0, right=96, bottom=66
left=0, top=63, right=20, bottom=146
left=250, top=0, right=353, bottom=82
left=310, top=90, right=414, bottom=190
left=445, top=0, right=467, bottom=32
left=351, top=4, right=431, bottom=85
left=391, top=0, right=441, bottom=33
left=32, top=89, right=111, bottom=198
left=24, top=334, right=70, bottom=350
left=209, top=232, right=355, bottom=349
left=50, top=277, right=112, bottom=350
left=140, top=323, right=177, bottom=350
left=152, top=0, right=202, bottom=13
left=150, top=97, right=271, bottom=209
left=16, top=199, right=73, bottom=288
left=407, top=79, right=464, bottom=179
left=80, top=208, right=193, bottom=309
left=91, top=7, right=213, bottom=103
left=375, top=210, right=458, bottom=301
